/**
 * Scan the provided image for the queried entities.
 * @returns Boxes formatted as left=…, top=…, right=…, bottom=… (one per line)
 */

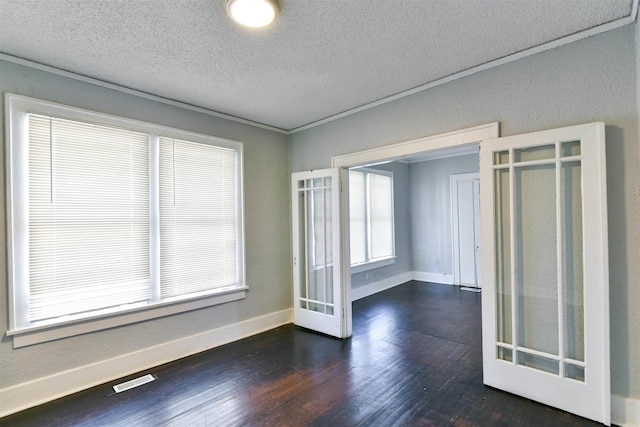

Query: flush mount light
left=225, top=0, right=279, bottom=29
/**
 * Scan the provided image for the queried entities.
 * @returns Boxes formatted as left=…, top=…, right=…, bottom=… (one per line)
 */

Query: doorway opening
left=332, top=123, right=499, bottom=326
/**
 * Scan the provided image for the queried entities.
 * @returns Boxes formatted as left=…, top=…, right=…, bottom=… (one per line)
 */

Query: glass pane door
left=481, top=123, right=610, bottom=425
left=292, top=169, right=344, bottom=338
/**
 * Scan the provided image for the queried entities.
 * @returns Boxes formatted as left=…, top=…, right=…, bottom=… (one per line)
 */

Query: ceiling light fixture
left=225, top=0, right=279, bottom=29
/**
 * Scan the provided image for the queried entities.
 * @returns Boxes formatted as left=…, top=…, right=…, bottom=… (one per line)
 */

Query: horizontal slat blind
left=28, top=115, right=150, bottom=322
left=159, top=137, right=238, bottom=299
left=349, top=170, right=393, bottom=266
left=368, top=173, right=393, bottom=260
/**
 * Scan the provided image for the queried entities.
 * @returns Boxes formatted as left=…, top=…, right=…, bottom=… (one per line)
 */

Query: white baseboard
left=350, top=272, right=455, bottom=302
left=0, top=308, right=293, bottom=418
left=351, top=272, right=412, bottom=301
left=612, top=394, right=640, bottom=427
left=411, top=271, right=454, bottom=285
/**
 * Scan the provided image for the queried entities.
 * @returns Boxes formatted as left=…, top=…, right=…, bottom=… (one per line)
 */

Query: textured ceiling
left=0, top=0, right=636, bottom=132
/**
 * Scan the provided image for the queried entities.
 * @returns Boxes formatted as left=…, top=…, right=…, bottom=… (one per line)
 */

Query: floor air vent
left=113, top=374, right=155, bottom=393
left=461, top=287, right=481, bottom=293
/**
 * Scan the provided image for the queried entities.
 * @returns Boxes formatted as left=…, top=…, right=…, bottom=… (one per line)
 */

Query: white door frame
left=331, top=122, right=500, bottom=334
left=451, top=172, right=481, bottom=288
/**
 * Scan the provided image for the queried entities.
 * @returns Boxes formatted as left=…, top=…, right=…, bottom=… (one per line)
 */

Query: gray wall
left=409, top=154, right=479, bottom=275
left=350, top=162, right=411, bottom=290
left=0, top=60, right=292, bottom=387
left=290, top=26, right=640, bottom=399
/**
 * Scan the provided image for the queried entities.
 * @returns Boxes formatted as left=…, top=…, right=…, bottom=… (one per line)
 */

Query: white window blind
left=349, top=169, right=394, bottom=267
left=159, top=137, right=238, bottom=299
left=28, top=115, right=150, bottom=323
left=368, top=173, right=393, bottom=260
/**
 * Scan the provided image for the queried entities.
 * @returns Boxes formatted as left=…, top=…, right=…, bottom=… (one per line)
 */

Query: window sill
left=7, top=287, right=248, bottom=348
left=350, top=257, right=396, bottom=274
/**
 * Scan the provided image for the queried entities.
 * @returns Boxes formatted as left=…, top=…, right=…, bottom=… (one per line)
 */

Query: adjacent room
left=0, top=1, right=638, bottom=425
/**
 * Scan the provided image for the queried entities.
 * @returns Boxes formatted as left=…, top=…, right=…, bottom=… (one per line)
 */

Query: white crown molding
left=290, top=2, right=639, bottom=133
left=0, top=53, right=289, bottom=135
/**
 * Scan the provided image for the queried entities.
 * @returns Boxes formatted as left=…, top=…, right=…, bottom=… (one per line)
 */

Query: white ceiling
left=0, top=0, right=636, bottom=133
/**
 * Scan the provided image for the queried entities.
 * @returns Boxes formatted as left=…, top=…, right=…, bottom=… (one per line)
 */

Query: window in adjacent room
left=349, top=168, right=395, bottom=271
left=5, top=94, right=245, bottom=345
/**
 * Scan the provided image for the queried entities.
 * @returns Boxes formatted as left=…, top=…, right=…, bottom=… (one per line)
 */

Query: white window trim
left=6, top=287, right=249, bottom=348
left=349, top=167, right=396, bottom=272
left=350, top=256, right=396, bottom=274
left=5, top=93, right=247, bottom=347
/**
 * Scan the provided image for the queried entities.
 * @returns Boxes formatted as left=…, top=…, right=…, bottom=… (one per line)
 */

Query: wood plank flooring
left=1, top=281, right=603, bottom=426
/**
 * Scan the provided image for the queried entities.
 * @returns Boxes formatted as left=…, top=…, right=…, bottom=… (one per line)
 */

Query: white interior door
left=291, top=168, right=347, bottom=338
left=452, top=173, right=481, bottom=288
left=480, top=122, right=610, bottom=425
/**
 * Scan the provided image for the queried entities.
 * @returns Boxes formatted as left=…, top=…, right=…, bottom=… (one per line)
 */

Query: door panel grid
left=301, top=179, right=333, bottom=315
left=493, top=142, right=583, bottom=378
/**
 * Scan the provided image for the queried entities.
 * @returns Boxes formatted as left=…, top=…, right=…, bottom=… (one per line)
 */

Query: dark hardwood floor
left=2, top=281, right=602, bottom=426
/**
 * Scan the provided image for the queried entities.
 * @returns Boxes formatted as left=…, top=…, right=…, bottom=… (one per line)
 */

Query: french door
left=480, top=122, right=610, bottom=424
left=291, top=168, right=348, bottom=338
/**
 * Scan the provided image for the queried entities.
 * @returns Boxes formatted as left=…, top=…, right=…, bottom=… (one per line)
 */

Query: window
left=6, top=94, right=245, bottom=345
left=349, top=168, right=395, bottom=270
left=158, top=137, right=239, bottom=299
